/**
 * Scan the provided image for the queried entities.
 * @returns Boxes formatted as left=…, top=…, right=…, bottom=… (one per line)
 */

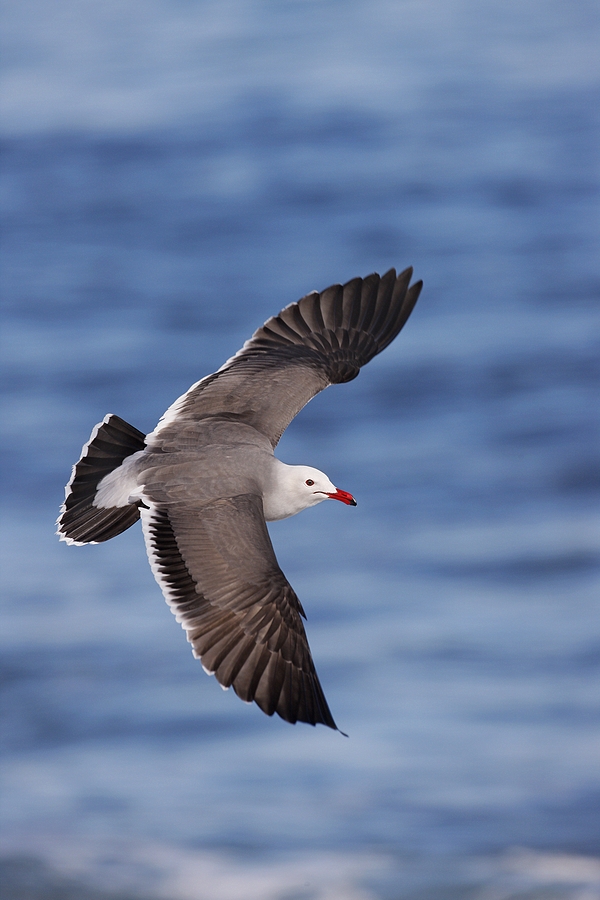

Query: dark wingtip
left=408, top=279, right=423, bottom=303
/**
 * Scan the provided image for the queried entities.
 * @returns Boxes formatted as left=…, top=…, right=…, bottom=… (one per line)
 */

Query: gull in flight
left=57, top=268, right=422, bottom=731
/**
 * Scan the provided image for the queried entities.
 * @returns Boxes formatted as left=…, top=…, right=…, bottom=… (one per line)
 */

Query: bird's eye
left=305, top=479, right=315, bottom=486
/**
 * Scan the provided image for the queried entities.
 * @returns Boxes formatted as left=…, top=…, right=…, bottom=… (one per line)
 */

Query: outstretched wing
left=151, top=268, right=422, bottom=448
left=141, top=493, right=339, bottom=730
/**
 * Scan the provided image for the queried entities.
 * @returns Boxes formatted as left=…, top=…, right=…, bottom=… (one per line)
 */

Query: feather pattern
left=60, top=267, right=422, bottom=731
left=57, top=414, right=146, bottom=545
left=149, top=268, right=422, bottom=449
left=141, top=498, right=338, bottom=729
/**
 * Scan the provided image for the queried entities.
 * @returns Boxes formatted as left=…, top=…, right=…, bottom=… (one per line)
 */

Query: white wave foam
left=0, top=833, right=385, bottom=900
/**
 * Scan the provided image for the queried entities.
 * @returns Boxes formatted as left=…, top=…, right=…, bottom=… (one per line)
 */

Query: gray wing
left=152, top=268, right=422, bottom=448
left=141, top=494, right=339, bottom=730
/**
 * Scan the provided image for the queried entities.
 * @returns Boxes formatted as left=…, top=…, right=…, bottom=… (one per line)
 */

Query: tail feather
left=57, top=414, right=146, bottom=545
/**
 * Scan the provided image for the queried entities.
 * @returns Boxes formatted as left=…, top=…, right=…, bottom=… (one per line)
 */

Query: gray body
left=57, top=268, right=423, bottom=731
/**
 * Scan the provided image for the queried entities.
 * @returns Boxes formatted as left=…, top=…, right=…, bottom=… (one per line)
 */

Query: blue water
left=1, top=1, right=599, bottom=897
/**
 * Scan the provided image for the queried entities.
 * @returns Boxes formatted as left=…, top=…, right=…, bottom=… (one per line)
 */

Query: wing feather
left=149, top=268, right=422, bottom=449
left=141, top=496, right=339, bottom=730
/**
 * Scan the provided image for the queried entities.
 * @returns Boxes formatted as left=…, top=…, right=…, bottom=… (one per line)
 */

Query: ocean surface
left=1, top=1, right=599, bottom=897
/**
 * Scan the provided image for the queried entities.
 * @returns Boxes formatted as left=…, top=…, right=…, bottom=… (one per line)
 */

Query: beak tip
left=327, top=489, right=357, bottom=506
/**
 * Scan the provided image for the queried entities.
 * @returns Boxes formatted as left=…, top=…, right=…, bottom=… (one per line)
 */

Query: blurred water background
left=1, top=1, right=599, bottom=897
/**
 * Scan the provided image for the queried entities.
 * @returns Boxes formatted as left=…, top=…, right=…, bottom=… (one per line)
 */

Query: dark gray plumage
left=57, top=268, right=422, bottom=731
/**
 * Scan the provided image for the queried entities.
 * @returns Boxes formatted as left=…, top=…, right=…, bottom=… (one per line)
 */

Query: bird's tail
left=57, top=414, right=146, bottom=545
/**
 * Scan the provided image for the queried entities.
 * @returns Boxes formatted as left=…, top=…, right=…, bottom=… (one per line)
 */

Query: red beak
left=326, top=488, right=357, bottom=506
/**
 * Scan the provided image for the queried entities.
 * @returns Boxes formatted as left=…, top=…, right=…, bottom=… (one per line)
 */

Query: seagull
left=57, top=268, right=422, bottom=731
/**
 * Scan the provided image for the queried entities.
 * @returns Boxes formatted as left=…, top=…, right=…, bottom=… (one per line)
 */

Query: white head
left=263, top=463, right=357, bottom=522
